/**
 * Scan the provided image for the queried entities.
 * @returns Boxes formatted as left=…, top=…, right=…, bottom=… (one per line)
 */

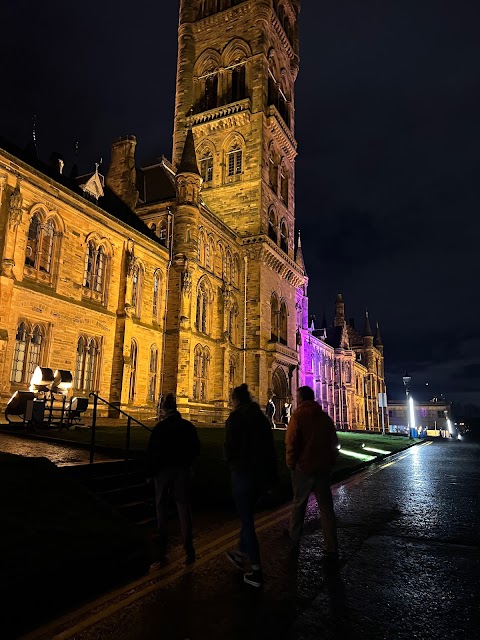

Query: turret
left=173, top=129, right=202, bottom=262
left=375, top=322, right=384, bottom=355
left=363, top=310, right=374, bottom=347
left=295, top=230, right=306, bottom=273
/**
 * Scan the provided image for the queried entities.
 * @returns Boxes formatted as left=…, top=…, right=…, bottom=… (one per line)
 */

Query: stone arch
left=222, top=38, right=251, bottom=67
left=272, top=366, right=288, bottom=422
left=194, top=48, right=222, bottom=77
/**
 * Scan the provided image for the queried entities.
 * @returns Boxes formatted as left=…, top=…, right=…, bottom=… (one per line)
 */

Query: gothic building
left=0, top=0, right=387, bottom=429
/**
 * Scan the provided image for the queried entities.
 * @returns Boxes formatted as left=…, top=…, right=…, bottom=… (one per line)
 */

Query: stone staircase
left=60, top=459, right=156, bottom=528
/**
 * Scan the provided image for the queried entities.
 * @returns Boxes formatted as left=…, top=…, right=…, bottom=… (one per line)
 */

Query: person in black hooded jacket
left=224, top=384, right=277, bottom=588
left=147, top=393, right=200, bottom=565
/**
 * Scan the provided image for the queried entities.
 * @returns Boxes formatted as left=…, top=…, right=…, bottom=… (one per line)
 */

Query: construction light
left=53, top=370, right=73, bottom=393
left=30, top=367, right=55, bottom=392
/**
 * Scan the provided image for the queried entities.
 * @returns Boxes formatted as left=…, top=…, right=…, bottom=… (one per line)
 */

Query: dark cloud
left=1, top=0, right=479, bottom=406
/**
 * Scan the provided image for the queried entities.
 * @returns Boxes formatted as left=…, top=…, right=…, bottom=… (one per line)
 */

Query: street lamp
left=403, top=372, right=412, bottom=439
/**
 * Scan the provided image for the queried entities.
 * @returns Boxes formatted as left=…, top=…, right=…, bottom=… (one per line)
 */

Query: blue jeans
left=231, top=470, right=261, bottom=565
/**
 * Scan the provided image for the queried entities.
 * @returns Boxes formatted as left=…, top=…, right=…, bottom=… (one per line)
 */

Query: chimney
left=106, top=135, right=138, bottom=210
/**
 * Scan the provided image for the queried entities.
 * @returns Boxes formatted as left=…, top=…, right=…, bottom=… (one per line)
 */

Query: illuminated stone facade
left=0, top=0, right=387, bottom=428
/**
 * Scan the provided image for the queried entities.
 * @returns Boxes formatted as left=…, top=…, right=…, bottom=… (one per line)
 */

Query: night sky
left=1, top=1, right=479, bottom=409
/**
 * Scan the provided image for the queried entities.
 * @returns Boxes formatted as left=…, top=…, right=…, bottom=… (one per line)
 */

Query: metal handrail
left=88, top=392, right=153, bottom=464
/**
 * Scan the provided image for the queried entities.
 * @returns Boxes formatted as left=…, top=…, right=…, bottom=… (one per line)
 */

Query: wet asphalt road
left=54, top=440, right=479, bottom=640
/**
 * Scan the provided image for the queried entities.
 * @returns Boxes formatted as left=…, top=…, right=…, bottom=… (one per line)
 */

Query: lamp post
left=403, top=372, right=412, bottom=439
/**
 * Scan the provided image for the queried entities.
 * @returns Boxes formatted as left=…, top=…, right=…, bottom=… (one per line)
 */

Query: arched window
left=227, top=304, right=237, bottom=343
left=229, top=356, right=237, bottom=388
left=279, top=301, right=288, bottom=345
left=199, top=232, right=211, bottom=268
left=10, top=322, right=46, bottom=385
left=149, top=222, right=157, bottom=234
left=280, top=220, right=288, bottom=253
left=230, top=64, right=246, bottom=103
left=204, top=72, right=218, bottom=111
left=226, top=143, right=243, bottom=177
left=129, top=340, right=138, bottom=403
left=269, top=150, right=278, bottom=193
left=74, top=336, right=99, bottom=391
left=199, top=150, right=214, bottom=184
left=74, top=336, right=86, bottom=390
left=83, top=241, right=109, bottom=303
left=84, top=338, right=99, bottom=391
left=193, top=345, right=210, bottom=401
left=10, top=322, right=28, bottom=383
left=225, top=249, right=233, bottom=283
left=148, top=345, right=158, bottom=403
left=153, top=270, right=162, bottom=323
left=25, top=214, right=58, bottom=281
left=231, top=255, right=238, bottom=287
left=131, top=264, right=143, bottom=317
left=26, top=325, right=43, bottom=381
left=280, top=165, right=289, bottom=204
left=268, top=210, right=277, bottom=242
left=270, top=294, right=279, bottom=342
left=196, top=279, right=209, bottom=334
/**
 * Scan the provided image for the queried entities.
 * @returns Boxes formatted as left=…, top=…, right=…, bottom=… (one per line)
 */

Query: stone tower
left=172, top=0, right=304, bottom=407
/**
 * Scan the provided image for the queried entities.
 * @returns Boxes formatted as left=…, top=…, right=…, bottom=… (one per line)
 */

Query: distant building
left=0, top=1, right=387, bottom=429
left=388, top=399, right=453, bottom=436
left=298, top=292, right=387, bottom=431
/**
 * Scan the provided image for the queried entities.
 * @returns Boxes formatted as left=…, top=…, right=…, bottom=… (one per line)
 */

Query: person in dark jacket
left=265, top=397, right=276, bottom=427
left=224, top=384, right=277, bottom=588
left=147, top=393, right=200, bottom=565
left=285, top=385, right=339, bottom=562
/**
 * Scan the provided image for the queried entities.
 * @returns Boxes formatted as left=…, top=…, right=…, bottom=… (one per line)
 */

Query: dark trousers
left=231, top=470, right=261, bottom=566
left=154, top=465, right=194, bottom=554
left=289, top=468, right=338, bottom=553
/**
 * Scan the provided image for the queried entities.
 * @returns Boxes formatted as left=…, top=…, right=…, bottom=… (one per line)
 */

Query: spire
left=375, top=322, right=383, bottom=346
left=177, top=128, right=200, bottom=176
left=363, top=309, right=373, bottom=337
left=295, top=230, right=306, bottom=271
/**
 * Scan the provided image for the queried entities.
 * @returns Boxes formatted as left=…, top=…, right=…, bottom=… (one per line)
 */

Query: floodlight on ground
left=30, top=366, right=55, bottom=392
left=5, top=391, right=35, bottom=423
left=361, top=444, right=391, bottom=455
left=339, top=448, right=376, bottom=462
left=67, top=397, right=89, bottom=426
left=53, top=370, right=73, bottom=393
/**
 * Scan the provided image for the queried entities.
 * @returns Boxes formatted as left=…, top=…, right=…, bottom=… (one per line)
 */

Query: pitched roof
left=295, top=230, right=306, bottom=272
left=137, top=159, right=176, bottom=203
left=0, top=135, right=161, bottom=244
left=363, top=310, right=373, bottom=337
left=177, top=129, right=200, bottom=175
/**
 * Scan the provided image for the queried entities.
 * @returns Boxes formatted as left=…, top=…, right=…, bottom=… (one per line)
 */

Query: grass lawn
left=12, top=425, right=418, bottom=510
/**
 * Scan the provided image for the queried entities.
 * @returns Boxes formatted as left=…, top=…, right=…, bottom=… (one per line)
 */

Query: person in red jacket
left=285, top=385, right=339, bottom=560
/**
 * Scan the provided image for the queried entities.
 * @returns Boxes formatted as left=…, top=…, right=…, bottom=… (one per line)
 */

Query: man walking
left=147, top=393, right=200, bottom=565
left=225, top=384, right=277, bottom=588
left=285, top=386, right=339, bottom=562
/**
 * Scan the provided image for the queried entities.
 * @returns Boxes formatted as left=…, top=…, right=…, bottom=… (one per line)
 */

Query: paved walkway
left=24, top=439, right=480, bottom=640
